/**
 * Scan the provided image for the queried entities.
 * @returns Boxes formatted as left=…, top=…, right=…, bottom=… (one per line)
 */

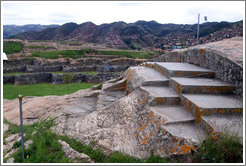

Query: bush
left=3, top=41, right=24, bottom=54
left=192, top=133, right=243, bottom=163
left=62, top=73, right=74, bottom=94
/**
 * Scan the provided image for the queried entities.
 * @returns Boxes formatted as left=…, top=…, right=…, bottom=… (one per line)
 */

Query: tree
left=62, top=73, right=74, bottom=94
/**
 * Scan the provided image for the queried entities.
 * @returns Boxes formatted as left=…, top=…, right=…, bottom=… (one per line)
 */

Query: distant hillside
left=3, top=24, right=60, bottom=39
left=10, top=20, right=243, bottom=49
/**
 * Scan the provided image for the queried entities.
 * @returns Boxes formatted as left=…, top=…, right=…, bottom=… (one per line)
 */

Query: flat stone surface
left=141, top=86, right=178, bottom=97
left=171, top=77, right=233, bottom=86
left=134, top=66, right=169, bottom=82
left=150, top=106, right=195, bottom=122
left=64, top=97, right=97, bottom=115
left=97, top=90, right=126, bottom=110
left=182, top=94, right=243, bottom=109
left=183, top=37, right=243, bottom=66
left=164, top=122, right=207, bottom=142
left=202, top=115, right=243, bottom=142
left=155, top=62, right=213, bottom=72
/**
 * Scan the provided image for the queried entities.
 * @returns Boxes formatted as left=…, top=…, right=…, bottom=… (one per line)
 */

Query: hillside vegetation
left=3, top=41, right=24, bottom=54
left=9, top=20, right=243, bottom=49
left=30, top=48, right=158, bottom=59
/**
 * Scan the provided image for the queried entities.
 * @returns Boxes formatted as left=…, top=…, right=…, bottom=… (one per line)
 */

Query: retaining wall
left=3, top=72, right=121, bottom=85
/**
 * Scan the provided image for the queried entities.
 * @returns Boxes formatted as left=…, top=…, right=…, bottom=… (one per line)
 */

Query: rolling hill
left=8, top=20, right=243, bottom=49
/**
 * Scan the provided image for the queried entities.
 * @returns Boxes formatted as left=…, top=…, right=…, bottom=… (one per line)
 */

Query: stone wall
left=4, top=72, right=121, bottom=85
left=3, top=59, right=35, bottom=67
left=3, top=66, right=26, bottom=73
left=3, top=57, right=144, bottom=73
left=3, top=75, right=15, bottom=84
left=15, top=73, right=53, bottom=85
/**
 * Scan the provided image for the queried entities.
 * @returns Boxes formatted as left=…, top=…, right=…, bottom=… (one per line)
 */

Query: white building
left=2, top=52, right=8, bottom=60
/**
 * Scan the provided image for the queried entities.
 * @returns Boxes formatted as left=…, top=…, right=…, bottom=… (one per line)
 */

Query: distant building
left=2, top=52, right=8, bottom=61
left=172, top=46, right=182, bottom=50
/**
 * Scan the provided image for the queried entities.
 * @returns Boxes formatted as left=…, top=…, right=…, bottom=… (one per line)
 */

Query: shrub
left=3, top=41, right=24, bottom=54
left=62, top=73, right=74, bottom=94
left=192, top=133, right=243, bottom=163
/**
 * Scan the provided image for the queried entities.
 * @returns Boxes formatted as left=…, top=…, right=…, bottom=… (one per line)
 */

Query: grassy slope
left=3, top=82, right=97, bottom=100
left=31, top=48, right=158, bottom=59
left=3, top=41, right=24, bottom=54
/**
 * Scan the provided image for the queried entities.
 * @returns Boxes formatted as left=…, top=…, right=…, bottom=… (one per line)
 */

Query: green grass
left=3, top=41, right=24, bottom=54
left=5, top=119, right=74, bottom=163
left=3, top=82, right=98, bottom=100
left=31, top=50, right=85, bottom=59
left=31, top=48, right=158, bottom=59
left=192, top=133, right=243, bottom=163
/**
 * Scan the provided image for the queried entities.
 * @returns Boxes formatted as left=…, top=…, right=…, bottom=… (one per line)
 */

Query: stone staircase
left=141, top=62, right=243, bottom=142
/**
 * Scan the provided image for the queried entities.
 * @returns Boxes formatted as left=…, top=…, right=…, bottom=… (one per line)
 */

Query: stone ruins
left=3, top=37, right=243, bottom=160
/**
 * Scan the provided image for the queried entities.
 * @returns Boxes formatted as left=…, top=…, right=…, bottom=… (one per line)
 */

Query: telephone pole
left=18, top=94, right=25, bottom=160
left=197, top=13, right=200, bottom=45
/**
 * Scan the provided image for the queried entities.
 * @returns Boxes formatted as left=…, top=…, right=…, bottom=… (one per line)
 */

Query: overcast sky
left=2, top=1, right=245, bottom=26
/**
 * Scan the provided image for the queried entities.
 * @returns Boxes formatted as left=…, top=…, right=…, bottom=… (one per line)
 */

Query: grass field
left=4, top=71, right=99, bottom=76
left=3, top=82, right=98, bottom=100
left=31, top=48, right=158, bottom=59
left=31, top=50, right=86, bottom=59
left=3, top=41, right=24, bottom=54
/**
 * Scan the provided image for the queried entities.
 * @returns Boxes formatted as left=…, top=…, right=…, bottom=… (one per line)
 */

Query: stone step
left=133, top=66, right=169, bottom=84
left=103, top=77, right=127, bottom=91
left=181, top=94, right=243, bottom=118
left=149, top=105, right=195, bottom=125
left=142, top=80, right=169, bottom=86
left=153, top=62, right=215, bottom=78
left=140, top=86, right=180, bottom=105
left=202, top=115, right=243, bottom=141
left=163, top=121, right=208, bottom=142
left=143, top=62, right=155, bottom=68
left=170, top=77, right=234, bottom=95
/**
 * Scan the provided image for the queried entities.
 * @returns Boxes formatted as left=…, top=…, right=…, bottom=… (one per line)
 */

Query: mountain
left=3, top=24, right=60, bottom=39
left=9, top=20, right=243, bottom=49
